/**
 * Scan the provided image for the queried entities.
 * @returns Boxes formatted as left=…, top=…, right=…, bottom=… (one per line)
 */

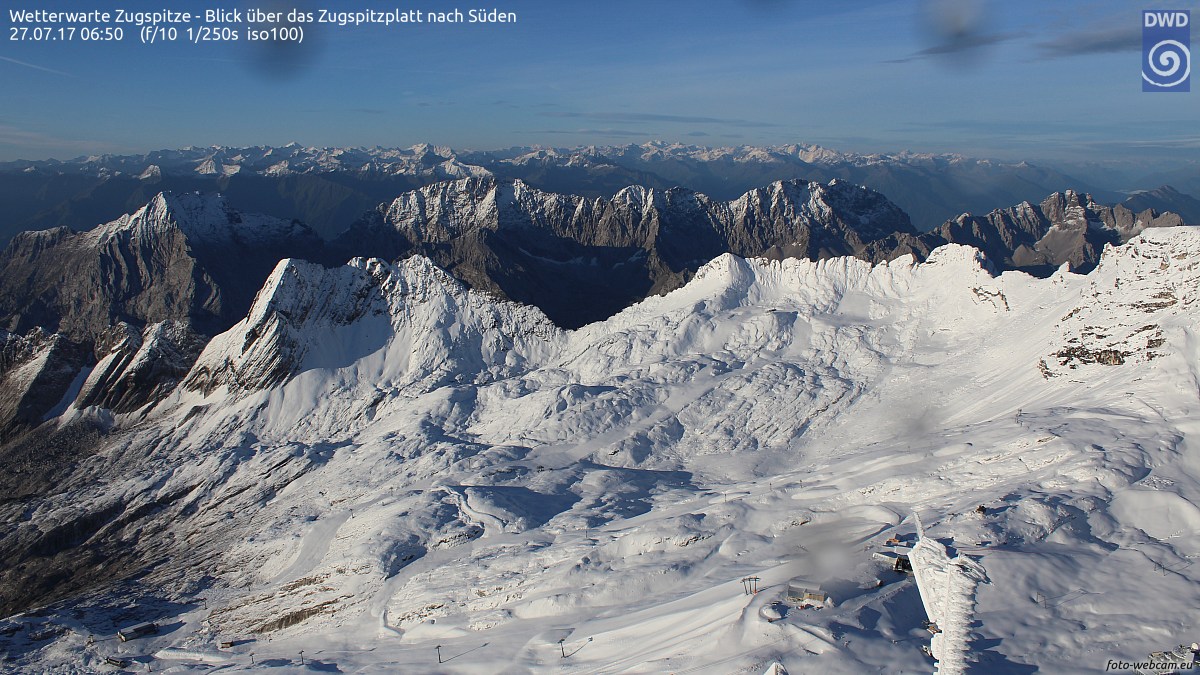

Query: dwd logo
left=1143, top=10, right=1190, bottom=92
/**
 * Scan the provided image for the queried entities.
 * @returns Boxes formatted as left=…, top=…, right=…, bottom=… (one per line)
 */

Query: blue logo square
left=1143, top=10, right=1191, bottom=92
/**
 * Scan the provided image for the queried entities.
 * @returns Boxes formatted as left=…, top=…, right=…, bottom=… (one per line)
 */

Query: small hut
left=786, top=579, right=828, bottom=605
left=117, top=621, right=158, bottom=642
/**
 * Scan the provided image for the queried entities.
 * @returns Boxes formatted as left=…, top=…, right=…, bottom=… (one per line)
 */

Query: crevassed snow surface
left=6, top=228, right=1200, bottom=674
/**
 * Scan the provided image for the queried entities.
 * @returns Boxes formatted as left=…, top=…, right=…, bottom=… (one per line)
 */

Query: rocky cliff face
left=0, top=329, right=88, bottom=442
left=334, top=177, right=924, bottom=327
left=0, top=191, right=323, bottom=341
left=333, top=179, right=1185, bottom=327
left=0, top=192, right=323, bottom=440
left=73, top=321, right=207, bottom=414
left=933, top=190, right=1183, bottom=274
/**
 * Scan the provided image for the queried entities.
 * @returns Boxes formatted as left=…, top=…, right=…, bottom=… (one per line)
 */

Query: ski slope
left=3, top=229, right=1200, bottom=673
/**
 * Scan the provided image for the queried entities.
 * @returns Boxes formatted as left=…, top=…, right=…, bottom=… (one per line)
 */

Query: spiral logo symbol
left=1143, top=39, right=1192, bottom=88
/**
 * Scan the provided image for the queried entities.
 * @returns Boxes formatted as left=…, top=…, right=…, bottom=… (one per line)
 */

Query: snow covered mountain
left=1, top=226, right=1198, bottom=673
left=0, top=143, right=488, bottom=181
left=0, top=147, right=466, bottom=246
left=183, top=255, right=559, bottom=398
left=0, top=179, right=920, bottom=440
left=0, top=183, right=1184, bottom=445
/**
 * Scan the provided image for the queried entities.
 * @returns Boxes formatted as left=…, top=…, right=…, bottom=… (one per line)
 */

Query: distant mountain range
left=1120, top=185, right=1200, bottom=225
left=7, top=142, right=1194, bottom=248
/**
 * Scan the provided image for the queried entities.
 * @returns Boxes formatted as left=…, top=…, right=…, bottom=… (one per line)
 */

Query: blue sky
left=1, top=0, right=1196, bottom=161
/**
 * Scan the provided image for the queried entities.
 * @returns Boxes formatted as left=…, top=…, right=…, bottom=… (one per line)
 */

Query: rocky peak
left=934, top=190, right=1186, bottom=274
left=183, top=255, right=560, bottom=397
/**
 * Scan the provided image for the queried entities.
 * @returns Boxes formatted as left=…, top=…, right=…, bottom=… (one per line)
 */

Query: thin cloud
left=896, top=119, right=1139, bottom=136
left=1084, top=137, right=1200, bottom=150
left=1036, top=24, right=1140, bottom=58
left=0, top=124, right=112, bottom=155
left=1035, top=16, right=1198, bottom=59
left=540, top=111, right=780, bottom=128
left=494, top=101, right=559, bottom=109
left=0, top=56, right=73, bottom=77
left=298, top=106, right=400, bottom=114
left=529, top=128, right=652, bottom=138
left=887, top=32, right=1022, bottom=63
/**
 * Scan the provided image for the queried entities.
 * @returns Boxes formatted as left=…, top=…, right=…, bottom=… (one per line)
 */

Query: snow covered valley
left=3, top=228, right=1200, bottom=674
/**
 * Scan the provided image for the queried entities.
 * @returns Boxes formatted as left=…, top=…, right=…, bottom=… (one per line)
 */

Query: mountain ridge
left=0, top=182, right=1187, bottom=447
left=332, top=176, right=921, bottom=327
left=0, top=141, right=1153, bottom=246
